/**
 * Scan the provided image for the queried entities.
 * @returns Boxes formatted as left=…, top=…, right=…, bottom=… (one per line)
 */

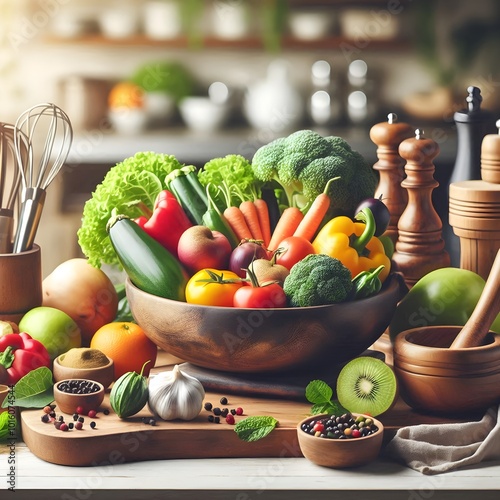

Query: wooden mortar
left=393, top=249, right=500, bottom=414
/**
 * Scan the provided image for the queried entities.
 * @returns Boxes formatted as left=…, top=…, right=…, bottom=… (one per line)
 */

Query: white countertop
left=3, top=442, right=499, bottom=500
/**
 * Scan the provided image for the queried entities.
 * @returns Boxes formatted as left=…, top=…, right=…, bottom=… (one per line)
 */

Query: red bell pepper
left=0, top=332, right=51, bottom=385
left=136, top=190, right=192, bottom=257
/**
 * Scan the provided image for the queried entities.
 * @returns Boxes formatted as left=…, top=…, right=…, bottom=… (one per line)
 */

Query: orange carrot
left=293, top=177, right=340, bottom=241
left=268, top=207, right=304, bottom=251
left=223, top=206, right=253, bottom=241
left=253, top=198, right=272, bottom=248
left=239, top=200, right=264, bottom=242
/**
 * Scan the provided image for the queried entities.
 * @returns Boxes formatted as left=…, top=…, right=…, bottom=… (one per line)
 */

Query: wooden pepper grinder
left=392, top=129, right=450, bottom=287
left=369, top=112, right=413, bottom=245
left=481, top=119, right=500, bottom=184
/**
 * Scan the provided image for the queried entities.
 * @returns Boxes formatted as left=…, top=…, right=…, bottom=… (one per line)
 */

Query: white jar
left=143, top=0, right=182, bottom=40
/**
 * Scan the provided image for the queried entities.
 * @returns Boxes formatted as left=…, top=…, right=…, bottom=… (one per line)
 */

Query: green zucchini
left=107, top=214, right=188, bottom=300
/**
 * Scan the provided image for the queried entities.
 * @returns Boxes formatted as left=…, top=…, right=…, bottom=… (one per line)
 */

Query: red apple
left=177, top=225, right=232, bottom=274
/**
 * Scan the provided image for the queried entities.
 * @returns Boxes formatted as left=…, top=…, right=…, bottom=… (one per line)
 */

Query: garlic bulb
left=148, top=364, right=205, bottom=421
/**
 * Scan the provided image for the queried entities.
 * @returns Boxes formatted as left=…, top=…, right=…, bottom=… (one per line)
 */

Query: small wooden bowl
left=393, top=326, right=500, bottom=414
left=297, top=414, right=384, bottom=468
left=53, top=354, right=115, bottom=389
left=53, top=379, right=105, bottom=415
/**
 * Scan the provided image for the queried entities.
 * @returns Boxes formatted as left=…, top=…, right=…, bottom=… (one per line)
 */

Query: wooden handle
left=450, top=249, right=500, bottom=349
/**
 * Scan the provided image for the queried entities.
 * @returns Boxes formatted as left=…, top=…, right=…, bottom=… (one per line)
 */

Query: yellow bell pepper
left=312, top=208, right=391, bottom=282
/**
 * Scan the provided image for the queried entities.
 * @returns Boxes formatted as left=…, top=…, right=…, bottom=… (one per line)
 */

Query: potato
left=43, top=259, right=119, bottom=346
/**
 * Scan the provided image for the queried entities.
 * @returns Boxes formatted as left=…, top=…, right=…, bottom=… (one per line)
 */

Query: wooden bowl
left=297, top=413, right=384, bottom=468
left=126, top=273, right=407, bottom=373
left=393, top=326, right=500, bottom=414
left=53, top=379, right=105, bottom=415
left=53, top=354, right=115, bottom=389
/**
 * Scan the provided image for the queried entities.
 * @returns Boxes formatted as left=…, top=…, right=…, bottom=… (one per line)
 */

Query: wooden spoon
left=450, top=248, right=500, bottom=349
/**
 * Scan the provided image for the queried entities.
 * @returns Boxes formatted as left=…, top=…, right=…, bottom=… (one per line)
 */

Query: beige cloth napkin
left=384, top=405, right=500, bottom=475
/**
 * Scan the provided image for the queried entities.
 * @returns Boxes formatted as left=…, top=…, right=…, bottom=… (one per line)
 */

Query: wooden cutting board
left=21, top=351, right=483, bottom=467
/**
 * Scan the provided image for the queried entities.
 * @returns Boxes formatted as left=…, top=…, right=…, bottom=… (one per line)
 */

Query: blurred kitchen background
left=1, top=0, right=499, bottom=276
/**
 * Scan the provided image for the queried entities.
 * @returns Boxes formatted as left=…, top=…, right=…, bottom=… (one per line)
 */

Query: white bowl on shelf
left=108, top=108, right=147, bottom=135
left=288, top=10, right=334, bottom=40
left=179, top=97, right=230, bottom=132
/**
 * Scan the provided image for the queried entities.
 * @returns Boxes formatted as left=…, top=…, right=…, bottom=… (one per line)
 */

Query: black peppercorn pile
left=301, top=413, right=379, bottom=439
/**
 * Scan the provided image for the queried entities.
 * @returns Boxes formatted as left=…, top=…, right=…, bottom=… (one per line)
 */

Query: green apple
left=19, top=306, right=81, bottom=360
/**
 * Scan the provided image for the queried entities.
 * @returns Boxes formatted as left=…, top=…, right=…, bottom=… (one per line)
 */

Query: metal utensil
left=0, top=123, right=29, bottom=253
left=12, top=103, right=73, bottom=253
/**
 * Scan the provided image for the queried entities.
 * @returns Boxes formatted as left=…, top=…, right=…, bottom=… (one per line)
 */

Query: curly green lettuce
left=77, top=152, right=183, bottom=269
left=198, top=154, right=262, bottom=210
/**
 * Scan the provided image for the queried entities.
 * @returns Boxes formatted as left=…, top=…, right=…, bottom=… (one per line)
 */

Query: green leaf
left=2, top=367, right=54, bottom=409
left=305, top=380, right=333, bottom=404
left=234, top=416, right=278, bottom=442
left=0, top=411, right=10, bottom=440
left=311, top=400, right=349, bottom=416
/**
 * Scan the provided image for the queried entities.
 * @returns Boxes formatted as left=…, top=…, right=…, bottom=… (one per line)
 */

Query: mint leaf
left=234, top=416, right=278, bottom=442
left=311, top=400, right=349, bottom=416
left=2, top=367, right=54, bottom=409
left=305, top=380, right=333, bottom=404
left=0, top=412, right=10, bottom=440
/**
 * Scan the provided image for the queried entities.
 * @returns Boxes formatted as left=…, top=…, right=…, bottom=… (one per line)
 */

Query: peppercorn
left=220, top=397, right=228, bottom=405
left=41, top=414, right=49, bottom=423
left=60, top=423, right=69, bottom=432
left=221, top=408, right=229, bottom=418
left=149, top=419, right=156, bottom=426
left=78, top=416, right=84, bottom=423
left=230, top=409, right=236, bottom=415
left=214, top=416, right=220, bottom=424
left=225, top=414, right=235, bottom=425
left=75, top=422, right=83, bottom=430
left=43, top=406, right=52, bottom=414
left=88, top=410, right=97, bottom=418
left=235, top=407, right=243, bottom=416
left=208, top=415, right=214, bottom=422
left=204, top=402, right=213, bottom=411
left=90, top=421, right=96, bottom=429
left=69, top=423, right=74, bottom=430
left=103, top=409, right=110, bottom=415
left=72, top=413, right=79, bottom=421
left=213, top=407, right=221, bottom=416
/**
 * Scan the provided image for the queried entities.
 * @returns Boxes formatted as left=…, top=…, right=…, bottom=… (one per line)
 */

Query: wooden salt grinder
left=392, top=129, right=450, bottom=288
left=369, top=113, right=413, bottom=246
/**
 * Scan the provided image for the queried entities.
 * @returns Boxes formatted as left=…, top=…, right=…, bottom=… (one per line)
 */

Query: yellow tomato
left=185, top=269, right=244, bottom=307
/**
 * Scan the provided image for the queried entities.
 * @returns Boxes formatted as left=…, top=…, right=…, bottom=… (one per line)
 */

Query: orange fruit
left=90, top=322, right=157, bottom=379
left=108, top=82, right=144, bottom=109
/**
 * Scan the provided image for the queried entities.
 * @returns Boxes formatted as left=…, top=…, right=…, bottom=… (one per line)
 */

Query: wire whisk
left=12, top=103, right=73, bottom=253
left=0, top=123, right=29, bottom=253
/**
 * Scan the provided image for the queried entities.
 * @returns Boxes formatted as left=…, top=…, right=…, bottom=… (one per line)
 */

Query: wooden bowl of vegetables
left=125, top=272, right=407, bottom=374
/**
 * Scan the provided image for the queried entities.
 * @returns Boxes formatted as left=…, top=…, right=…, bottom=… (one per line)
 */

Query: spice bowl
left=393, top=326, right=500, bottom=415
left=297, top=413, right=384, bottom=468
left=53, top=379, right=105, bottom=415
left=53, top=350, right=115, bottom=389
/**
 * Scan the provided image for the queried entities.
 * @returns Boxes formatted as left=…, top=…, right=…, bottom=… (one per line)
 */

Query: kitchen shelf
left=44, top=33, right=409, bottom=51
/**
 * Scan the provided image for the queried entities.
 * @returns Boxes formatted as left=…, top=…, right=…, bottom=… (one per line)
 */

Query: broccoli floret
left=283, top=254, right=353, bottom=307
left=251, top=129, right=377, bottom=217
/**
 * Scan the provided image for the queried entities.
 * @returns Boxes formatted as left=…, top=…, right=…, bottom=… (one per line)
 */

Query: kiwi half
left=336, top=357, right=398, bottom=417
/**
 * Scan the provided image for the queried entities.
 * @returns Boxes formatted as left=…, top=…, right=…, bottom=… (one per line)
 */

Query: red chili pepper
left=0, top=332, right=51, bottom=385
left=136, top=190, right=192, bottom=258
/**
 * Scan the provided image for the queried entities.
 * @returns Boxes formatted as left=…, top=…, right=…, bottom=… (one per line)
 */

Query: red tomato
left=233, top=283, right=287, bottom=309
left=275, top=236, right=315, bottom=270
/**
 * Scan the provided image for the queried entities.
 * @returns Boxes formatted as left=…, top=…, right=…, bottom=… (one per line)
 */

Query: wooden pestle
left=450, top=248, right=500, bottom=349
